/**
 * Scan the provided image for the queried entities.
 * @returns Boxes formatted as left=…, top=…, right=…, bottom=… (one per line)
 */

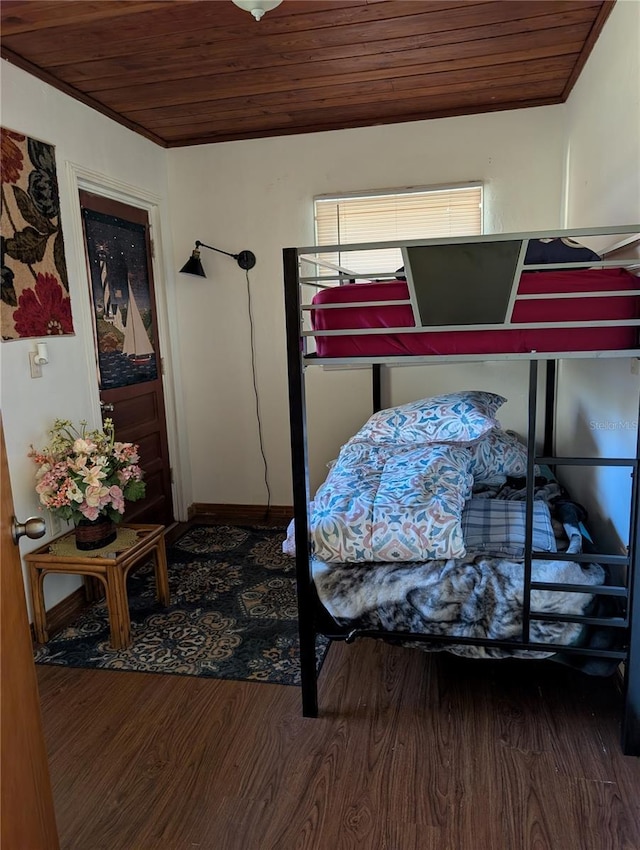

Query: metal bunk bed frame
left=283, top=226, right=640, bottom=755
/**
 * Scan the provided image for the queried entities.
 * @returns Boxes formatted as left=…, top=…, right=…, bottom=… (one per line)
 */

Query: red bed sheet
left=311, top=268, right=639, bottom=357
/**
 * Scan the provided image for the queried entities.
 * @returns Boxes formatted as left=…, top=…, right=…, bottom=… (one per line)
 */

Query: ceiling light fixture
left=179, top=241, right=256, bottom=277
left=231, top=0, right=283, bottom=22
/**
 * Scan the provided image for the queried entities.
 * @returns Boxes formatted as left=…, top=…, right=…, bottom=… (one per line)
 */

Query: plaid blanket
left=461, top=498, right=556, bottom=558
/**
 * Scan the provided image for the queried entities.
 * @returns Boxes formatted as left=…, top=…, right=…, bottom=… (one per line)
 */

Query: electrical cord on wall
left=245, top=268, right=272, bottom=513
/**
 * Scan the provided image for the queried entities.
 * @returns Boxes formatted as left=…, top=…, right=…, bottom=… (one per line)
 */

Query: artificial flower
left=29, top=418, right=145, bottom=524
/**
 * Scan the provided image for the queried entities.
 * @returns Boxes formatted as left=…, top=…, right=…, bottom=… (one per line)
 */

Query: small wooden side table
left=25, top=523, right=169, bottom=650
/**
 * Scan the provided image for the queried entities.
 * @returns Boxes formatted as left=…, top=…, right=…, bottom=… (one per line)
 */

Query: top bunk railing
left=284, top=225, right=640, bottom=363
left=295, top=224, right=640, bottom=266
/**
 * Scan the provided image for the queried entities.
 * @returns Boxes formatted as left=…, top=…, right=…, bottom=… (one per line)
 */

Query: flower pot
left=74, top=518, right=117, bottom=551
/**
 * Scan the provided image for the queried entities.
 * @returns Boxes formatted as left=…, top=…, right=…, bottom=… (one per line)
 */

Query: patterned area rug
left=34, top=524, right=329, bottom=686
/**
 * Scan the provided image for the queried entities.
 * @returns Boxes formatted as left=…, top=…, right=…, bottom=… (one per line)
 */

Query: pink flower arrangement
left=29, top=418, right=146, bottom=524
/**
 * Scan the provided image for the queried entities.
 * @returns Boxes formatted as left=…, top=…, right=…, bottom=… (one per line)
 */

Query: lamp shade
left=179, top=249, right=206, bottom=277
left=180, top=240, right=257, bottom=276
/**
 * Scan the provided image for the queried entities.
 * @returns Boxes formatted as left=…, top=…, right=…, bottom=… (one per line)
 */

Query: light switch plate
left=29, top=351, right=43, bottom=378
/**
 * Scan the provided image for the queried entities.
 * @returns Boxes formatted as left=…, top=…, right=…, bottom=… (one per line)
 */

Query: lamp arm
left=195, top=240, right=239, bottom=261
left=189, top=240, right=256, bottom=272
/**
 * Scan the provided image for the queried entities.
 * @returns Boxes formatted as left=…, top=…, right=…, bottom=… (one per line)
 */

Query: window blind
left=314, top=185, right=483, bottom=277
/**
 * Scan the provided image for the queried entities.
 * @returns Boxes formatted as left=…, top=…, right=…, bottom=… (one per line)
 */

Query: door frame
left=64, top=162, right=190, bottom=521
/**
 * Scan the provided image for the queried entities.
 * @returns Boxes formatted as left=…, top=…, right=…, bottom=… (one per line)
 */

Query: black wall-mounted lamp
left=179, top=240, right=256, bottom=277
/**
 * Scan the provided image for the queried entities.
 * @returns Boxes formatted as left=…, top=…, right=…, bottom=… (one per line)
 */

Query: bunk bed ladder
left=534, top=359, right=639, bottom=755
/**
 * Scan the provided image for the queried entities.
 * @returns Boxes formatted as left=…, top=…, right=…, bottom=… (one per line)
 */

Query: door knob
left=100, top=402, right=114, bottom=413
left=12, top=515, right=47, bottom=545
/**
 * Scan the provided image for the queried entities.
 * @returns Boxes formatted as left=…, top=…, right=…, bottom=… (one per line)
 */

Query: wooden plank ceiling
left=1, top=0, right=614, bottom=148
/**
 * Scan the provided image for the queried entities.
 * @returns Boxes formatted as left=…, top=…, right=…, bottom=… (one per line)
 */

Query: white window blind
left=314, top=184, right=483, bottom=277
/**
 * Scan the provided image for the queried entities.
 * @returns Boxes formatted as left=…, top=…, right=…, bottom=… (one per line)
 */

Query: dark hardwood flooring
left=38, top=640, right=640, bottom=850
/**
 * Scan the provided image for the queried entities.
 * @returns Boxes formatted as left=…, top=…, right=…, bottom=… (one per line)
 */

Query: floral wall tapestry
left=1, top=127, right=74, bottom=340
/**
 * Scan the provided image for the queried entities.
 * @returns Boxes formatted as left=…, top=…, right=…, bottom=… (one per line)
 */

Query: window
left=314, top=184, right=483, bottom=277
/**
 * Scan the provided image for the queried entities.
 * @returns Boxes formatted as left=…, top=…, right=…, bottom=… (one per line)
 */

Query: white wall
left=564, top=0, right=640, bottom=230
left=0, top=61, right=183, bottom=610
left=557, top=0, right=640, bottom=550
left=167, top=107, right=565, bottom=498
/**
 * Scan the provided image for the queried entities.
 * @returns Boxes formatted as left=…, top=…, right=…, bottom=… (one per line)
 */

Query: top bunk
left=283, top=225, right=640, bottom=365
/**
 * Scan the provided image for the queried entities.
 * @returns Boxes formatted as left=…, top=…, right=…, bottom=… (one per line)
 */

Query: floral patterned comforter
left=308, top=439, right=474, bottom=562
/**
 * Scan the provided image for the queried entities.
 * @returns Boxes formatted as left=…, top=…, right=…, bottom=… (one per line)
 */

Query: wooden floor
left=38, top=640, right=640, bottom=850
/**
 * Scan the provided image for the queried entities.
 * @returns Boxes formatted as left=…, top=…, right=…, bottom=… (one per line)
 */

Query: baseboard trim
left=31, top=586, right=89, bottom=643
left=189, top=503, right=293, bottom=525
left=49, top=586, right=90, bottom=632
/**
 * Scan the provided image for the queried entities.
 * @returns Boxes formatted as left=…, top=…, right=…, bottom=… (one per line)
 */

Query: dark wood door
left=1, top=416, right=60, bottom=849
left=79, top=191, right=174, bottom=526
